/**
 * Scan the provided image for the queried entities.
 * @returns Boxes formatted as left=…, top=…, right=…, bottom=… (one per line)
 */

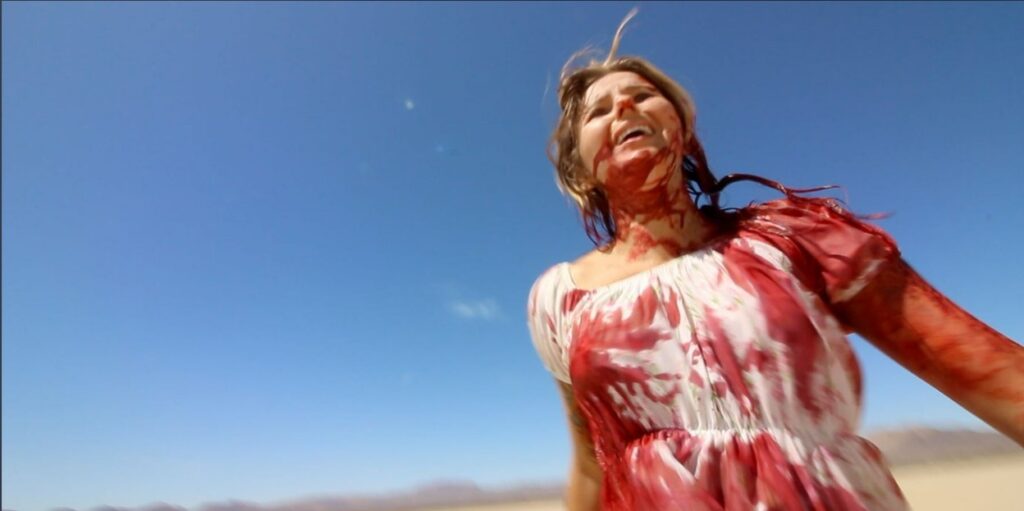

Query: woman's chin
left=612, top=143, right=666, bottom=167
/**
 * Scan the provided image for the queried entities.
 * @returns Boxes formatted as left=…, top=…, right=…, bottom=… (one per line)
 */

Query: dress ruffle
left=527, top=197, right=907, bottom=510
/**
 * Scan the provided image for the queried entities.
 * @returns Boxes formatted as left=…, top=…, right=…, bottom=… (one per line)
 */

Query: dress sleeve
left=745, top=196, right=901, bottom=304
left=526, top=265, right=572, bottom=384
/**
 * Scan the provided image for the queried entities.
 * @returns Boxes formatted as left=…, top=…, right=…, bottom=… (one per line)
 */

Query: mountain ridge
left=29, top=427, right=1024, bottom=511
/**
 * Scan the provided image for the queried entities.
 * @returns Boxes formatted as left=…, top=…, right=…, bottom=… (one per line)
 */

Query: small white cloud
left=404, top=98, right=415, bottom=110
left=448, top=298, right=500, bottom=320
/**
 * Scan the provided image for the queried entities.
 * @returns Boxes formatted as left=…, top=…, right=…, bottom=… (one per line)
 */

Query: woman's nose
left=613, top=95, right=636, bottom=117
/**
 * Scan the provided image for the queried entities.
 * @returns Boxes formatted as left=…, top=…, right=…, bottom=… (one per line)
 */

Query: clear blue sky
left=3, top=2, right=1022, bottom=511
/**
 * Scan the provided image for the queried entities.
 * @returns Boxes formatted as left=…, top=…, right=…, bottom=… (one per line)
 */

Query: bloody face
left=577, top=71, right=685, bottom=197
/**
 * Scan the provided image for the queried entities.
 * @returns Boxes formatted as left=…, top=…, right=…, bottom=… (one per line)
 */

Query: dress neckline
left=559, top=233, right=735, bottom=293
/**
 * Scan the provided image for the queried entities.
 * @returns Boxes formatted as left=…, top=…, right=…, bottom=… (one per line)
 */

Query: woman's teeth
left=617, top=126, right=653, bottom=145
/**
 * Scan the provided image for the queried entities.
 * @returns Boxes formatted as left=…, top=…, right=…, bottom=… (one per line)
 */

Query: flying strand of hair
left=604, top=7, right=639, bottom=66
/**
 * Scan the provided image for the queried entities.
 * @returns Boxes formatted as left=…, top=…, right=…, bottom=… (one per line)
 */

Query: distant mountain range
left=38, top=483, right=566, bottom=511
left=18, top=427, right=1023, bottom=511
left=863, top=425, right=1020, bottom=466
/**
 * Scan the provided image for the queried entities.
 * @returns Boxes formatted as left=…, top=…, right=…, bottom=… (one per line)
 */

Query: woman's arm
left=557, top=380, right=603, bottom=511
left=836, top=257, right=1024, bottom=445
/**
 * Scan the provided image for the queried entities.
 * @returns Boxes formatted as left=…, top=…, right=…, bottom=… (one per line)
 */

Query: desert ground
left=890, top=454, right=1024, bottom=510
left=425, top=453, right=1024, bottom=511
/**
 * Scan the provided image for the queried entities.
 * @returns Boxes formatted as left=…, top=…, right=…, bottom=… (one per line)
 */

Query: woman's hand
left=836, top=257, right=1024, bottom=446
left=557, top=380, right=603, bottom=511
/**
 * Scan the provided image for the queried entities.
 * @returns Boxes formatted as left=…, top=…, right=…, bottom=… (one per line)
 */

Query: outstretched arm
left=836, top=257, right=1024, bottom=445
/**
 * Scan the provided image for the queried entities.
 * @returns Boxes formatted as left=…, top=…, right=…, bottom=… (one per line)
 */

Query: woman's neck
left=604, top=167, right=718, bottom=262
left=607, top=202, right=717, bottom=263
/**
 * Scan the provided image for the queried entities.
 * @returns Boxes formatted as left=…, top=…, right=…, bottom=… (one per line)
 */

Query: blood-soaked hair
left=547, top=9, right=829, bottom=247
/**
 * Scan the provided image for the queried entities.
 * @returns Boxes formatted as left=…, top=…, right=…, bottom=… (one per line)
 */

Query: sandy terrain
left=426, top=454, right=1024, bottom=511
left=891, top=454, right=1024, bottom=510
left=424, top=502, right=563, bottom=511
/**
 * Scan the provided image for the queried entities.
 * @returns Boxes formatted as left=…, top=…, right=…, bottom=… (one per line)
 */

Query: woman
left=526, top=10, right=1024, bottom=511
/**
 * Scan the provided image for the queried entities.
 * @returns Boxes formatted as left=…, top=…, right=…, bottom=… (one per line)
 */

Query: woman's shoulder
left=563, top=248, right=613, bottom=289
left=528, top=260, right=571, bottom=309
left=736, top=195, right=901, bottom=303
left=527, top=248, right=609, bottom=321
left=740, top=195, right=877, bottom=227
left=532, top=248, right=605, bottom=288
left=738, top=196, right=898, bottom=251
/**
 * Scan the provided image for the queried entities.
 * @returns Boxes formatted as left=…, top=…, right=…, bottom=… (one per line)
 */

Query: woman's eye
left=635, top=92, right=653, bottom=102
left=587, top=107, right=609, bottom=120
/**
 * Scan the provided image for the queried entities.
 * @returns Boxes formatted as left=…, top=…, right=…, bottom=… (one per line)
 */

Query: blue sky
left=3, top=2, right=1022, bottom=511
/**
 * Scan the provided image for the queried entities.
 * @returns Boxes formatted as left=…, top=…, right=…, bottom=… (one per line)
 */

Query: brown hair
left=552, top=8, right=847, bottom=247
left=547, top=10, right=828, bottom=247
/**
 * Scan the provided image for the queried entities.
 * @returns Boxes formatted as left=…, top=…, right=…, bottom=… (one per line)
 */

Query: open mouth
left=616, top=125, right=654, bottom=146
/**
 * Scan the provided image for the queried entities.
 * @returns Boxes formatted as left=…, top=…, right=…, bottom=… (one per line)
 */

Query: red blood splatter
left=839, top=258, right=1024, bottom=437
left=589, top=127, right=701, bottom=263
left=561, top=288, right=591, bottom=314
left=547, top=196, right=952, bottom=509
left=663, top=286, right=682, bottom=328
left=701, top=304, right=756, bottom=416
left=598, top=430, right=876, bottom=510
left=720, top=241, right=827, bottom=421
left=569, top=286, right=684, bottom=463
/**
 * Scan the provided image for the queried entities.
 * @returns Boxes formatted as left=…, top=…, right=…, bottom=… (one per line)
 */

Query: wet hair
left=548, top=9, right=832, bottom=247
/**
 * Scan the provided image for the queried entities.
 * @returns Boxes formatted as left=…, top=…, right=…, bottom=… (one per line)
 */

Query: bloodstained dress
left=527, top=197, right=911, bottom=510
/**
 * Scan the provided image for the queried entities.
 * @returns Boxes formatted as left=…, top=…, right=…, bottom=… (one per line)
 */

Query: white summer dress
left=527, top=197, right=910, bottom=510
